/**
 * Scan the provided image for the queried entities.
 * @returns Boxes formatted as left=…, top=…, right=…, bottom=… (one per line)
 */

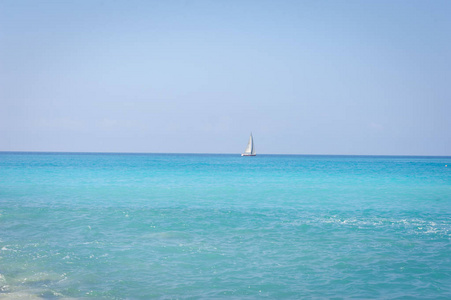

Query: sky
left=1, top=0, right=450, bottom=155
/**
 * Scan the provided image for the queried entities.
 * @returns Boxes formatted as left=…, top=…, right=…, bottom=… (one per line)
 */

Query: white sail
left=242, top=133, right=256, bottom=156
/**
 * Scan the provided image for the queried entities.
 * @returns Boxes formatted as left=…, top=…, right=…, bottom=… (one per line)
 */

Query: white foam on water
left=1, top=246, right=17, bottom=252
left=0, top=271, right=74, bottom=300
left=0, top=291, right=42, bottom=299
left=0, top=290, right=77, bottom=300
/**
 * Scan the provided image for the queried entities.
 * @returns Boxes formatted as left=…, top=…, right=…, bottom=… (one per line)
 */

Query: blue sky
left=1, top=0, right=450, bottom=155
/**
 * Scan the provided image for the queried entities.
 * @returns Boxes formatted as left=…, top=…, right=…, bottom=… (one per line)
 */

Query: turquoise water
left=0, top=153, right=450, bottom=299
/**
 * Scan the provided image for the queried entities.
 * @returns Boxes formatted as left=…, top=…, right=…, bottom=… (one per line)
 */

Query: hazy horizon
left=1, top=1, right=450, bottom=156
left=2, top=150, right=451, bottom=158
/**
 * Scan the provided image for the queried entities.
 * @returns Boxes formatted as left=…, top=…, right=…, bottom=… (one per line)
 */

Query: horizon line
left=0, top=150, right=450, bottom=158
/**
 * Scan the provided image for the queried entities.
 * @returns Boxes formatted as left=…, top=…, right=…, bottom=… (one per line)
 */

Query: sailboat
left=241, top=133, right=256, bottom=156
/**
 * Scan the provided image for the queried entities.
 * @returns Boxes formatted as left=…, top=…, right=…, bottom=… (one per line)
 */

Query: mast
left=250, top=133, right=256, bottom=155
left=242, top=133, right=256, bottom=156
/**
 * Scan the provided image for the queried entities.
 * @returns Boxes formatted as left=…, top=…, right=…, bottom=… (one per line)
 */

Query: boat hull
left=241, top=154, right=256, bottom=156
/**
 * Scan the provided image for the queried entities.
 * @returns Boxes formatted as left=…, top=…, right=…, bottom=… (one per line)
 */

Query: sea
left=0, top=152, right=450, bottom=299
